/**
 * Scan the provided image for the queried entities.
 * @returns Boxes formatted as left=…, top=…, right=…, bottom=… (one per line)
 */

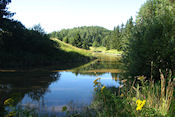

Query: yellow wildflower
left=140, top=100, right=146, bottom=108
left=136, top=106, right=142, bottom=111
left=142, top=100, right=146, bottom=105
left=5, top=111, right=16, bottom=117
left=93, top=78, right=101, bottom=84
left=120, top=93, right=124, bottom=97
left=4, top=98, right=14, bottom=105
left=101, top=86, right=106, bottom=92
left=136, top=99, right=146, bottom=111
left=136, top=99, right=142, bottom=105
left=93, top=78, right=101, bottom=87
left=93, top=81, right=101, bottom=87
left=95, top=81, right=100, bottom=85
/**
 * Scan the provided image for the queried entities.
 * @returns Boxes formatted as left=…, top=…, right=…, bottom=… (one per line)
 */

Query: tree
left=92, top=40, right=99, bottom=47
left=32, top=24, right=45, bottom=35
left=109, top=26, right=122, bottom=50
left=0, top=0, right=14, bottom=20
left=0, top=30, right=3, bottom=47
left=63, top=36, right=69, bottom=43
left=123, top=0, right=175, bottom=79
left=73, top=32, right=82, bottom=48
left=121, top=17, right=134, bottom=50
left=82, top=39, right=89, bottom=50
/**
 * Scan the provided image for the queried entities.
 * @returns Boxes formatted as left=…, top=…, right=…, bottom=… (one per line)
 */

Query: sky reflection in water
left=21, top=71, right=120, bottom=111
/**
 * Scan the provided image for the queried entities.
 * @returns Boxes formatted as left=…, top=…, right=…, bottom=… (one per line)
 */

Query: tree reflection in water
left=71, top=59, right=121, bottom=77
left=0, top=72, right=60, bottom=116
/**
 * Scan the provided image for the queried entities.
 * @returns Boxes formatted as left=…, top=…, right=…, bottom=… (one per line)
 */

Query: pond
left=0, top=57, right=122, bottom=116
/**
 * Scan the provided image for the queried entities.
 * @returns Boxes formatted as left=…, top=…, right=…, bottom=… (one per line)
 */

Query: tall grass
left=88, top=70, right=175, bottom=117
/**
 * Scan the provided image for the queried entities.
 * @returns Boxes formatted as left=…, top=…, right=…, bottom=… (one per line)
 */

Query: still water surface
left=0, top=58, right=121, bottom=114
left=22, top=72, right=120, bottom=111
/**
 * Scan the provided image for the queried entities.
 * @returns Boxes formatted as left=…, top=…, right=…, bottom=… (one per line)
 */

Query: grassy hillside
left=51, top=38, right=122, bottom=59
left=51, top=38, right=93, bottom=57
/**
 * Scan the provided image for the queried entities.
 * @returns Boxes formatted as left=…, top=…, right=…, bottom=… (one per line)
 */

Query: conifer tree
left=0, top=0, right=14, bottom=19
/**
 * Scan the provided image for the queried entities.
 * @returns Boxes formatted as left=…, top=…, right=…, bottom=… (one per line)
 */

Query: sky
left=8, top=0, right=146, bottom=33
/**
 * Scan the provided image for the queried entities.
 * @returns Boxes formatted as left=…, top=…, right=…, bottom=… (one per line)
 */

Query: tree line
left=49, top=18, right=134, bottom=52
left=49, top=26, right=111, bottom=50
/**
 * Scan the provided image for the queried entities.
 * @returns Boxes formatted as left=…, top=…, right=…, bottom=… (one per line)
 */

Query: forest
left=49, top=19, right=133, bottom=51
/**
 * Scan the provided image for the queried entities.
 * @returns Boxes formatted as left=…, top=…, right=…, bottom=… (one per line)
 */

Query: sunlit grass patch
left=105, top=49, right=123, bottom=55
left=51, top=38, right=92, bottom=57
left=90, top=46, right=122, bottom=55
left=90, top=47, right=106, bottom=52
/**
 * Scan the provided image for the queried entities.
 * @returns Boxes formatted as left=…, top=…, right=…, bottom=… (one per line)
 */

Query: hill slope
left=51, top=38, right=93, bottom=57
left=52, top=38, right=122, bottom=59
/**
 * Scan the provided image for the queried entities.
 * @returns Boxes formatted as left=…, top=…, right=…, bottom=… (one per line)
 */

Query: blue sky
left=8, top=0, right=146, bottom=33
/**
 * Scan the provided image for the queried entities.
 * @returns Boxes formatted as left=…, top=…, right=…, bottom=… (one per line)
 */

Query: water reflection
left=0, top=72, right=60, bottom=116
left=20, top=72, right=120, bottom=115
left=0, top=58, right=122, bottom=116
left=69, top=59, right=122, bottom=76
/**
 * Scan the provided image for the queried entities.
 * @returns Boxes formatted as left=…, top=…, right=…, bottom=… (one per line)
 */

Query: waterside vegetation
left=62, top=73, right=174, bottom=117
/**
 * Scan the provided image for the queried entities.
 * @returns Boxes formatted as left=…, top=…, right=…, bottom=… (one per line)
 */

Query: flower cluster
left=136, top=99, right=146, bottom=111
left=101, top=86, right=106, bottom=92
left=4, top=98, right=14, bottom=105
left=4, top=98, right=16, bottom=117
left=93, top=78, right=106, bottom=93
left=93, top=78, right=101, bottom=91
left=93, top=78, right=101, bottom=87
